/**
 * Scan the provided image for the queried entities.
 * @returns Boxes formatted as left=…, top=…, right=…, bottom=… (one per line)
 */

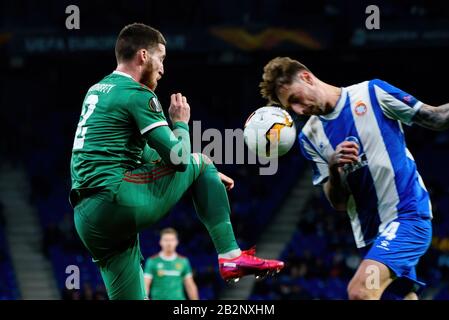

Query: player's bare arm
left=324, top=141, right=359, bottom=211
left=413, top=103, right=449, bottom=131
left=144, top=276, right=152, bottom=297
left=183, top=275, right=199, bottom=300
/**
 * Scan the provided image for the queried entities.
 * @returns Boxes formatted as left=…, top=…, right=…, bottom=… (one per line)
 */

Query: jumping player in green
left=144, top=228, right=198, bottom=300
left=70, top=23, right=284, bottom=300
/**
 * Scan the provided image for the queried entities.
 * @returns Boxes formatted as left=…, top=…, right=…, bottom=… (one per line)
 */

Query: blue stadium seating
left=0, top=227, right=20, bottom=300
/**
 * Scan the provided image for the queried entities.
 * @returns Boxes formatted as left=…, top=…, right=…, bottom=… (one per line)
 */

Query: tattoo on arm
left=413, top=103, right=449, bottom=131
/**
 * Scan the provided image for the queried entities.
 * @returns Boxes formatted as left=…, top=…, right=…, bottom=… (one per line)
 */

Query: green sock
left=191, top=162, right=239, bottom=254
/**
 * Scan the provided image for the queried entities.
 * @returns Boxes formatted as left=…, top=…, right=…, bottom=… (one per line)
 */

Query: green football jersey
left=70, top=71, right=167, bottom=205
left=144, top=253, right=193, bottom=300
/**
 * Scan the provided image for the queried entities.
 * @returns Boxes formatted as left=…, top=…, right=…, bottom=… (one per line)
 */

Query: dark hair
left=115, top=23, right=166, bottom=62
left=160, top=228, right=178, bottom=238
left=259, top=57, right=310, bottom=105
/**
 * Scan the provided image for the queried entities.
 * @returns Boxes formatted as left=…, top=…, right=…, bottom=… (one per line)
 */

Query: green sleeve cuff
left=173, top=121, right=189, bottom=132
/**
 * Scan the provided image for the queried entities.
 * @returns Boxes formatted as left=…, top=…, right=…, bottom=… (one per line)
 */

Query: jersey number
left=380, top=221, right=400, bottom=241
left=73, top=94, right=98, bottom=150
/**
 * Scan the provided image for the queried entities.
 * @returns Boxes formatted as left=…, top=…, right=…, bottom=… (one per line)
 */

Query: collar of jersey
left=112, top=70, right=135, bottom=79
left=319, top=87, right=348, bottom=121
left=159, top=252, right=178, bottom=261
left=112, top=70, right=156, bottom=94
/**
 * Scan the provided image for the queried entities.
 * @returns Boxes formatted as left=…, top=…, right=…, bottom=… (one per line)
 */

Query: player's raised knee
left=191, top=153, right=201, bottom=165
left=347, top=285, right=377, bottom=300
left=192, top=153, right=213, bottom=166
left=199, top=153, right=213, bottom=165
left=191, top=153, right=214, bottom=174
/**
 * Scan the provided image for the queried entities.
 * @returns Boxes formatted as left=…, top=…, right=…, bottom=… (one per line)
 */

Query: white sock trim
left=219, top=249, right=242, bottom=259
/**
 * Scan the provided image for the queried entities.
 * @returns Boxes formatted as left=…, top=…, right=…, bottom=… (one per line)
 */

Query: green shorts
left=74, top=154, right=209, bottom=299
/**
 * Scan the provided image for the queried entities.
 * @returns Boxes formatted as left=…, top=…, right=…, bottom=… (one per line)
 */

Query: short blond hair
left=259, top=57, right=310, bottom=105
left=160, top=228, right=178, bottom=238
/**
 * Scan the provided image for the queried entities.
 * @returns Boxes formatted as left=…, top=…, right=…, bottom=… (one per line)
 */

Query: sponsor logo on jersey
left=157, top=270, right=182, bottom=277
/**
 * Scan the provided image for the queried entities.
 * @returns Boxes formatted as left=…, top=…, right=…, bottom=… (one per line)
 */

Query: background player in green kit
left=144, top=228, right=198, bottom=300
left=70, top=23, right=284, bottom=300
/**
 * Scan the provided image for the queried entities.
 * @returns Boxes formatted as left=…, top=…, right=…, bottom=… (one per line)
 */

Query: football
left=243, top=106, right=297, bottom=159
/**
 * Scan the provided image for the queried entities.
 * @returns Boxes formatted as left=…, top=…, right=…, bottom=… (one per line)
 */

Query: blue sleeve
left=370, top=79, right=423, bottom=126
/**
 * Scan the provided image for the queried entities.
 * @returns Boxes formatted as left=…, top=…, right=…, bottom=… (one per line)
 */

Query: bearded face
left=140, top=43, right=165, bottom=90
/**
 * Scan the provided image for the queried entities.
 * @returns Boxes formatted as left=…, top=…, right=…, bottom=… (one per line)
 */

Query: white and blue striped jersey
left=299, top=79, right=432, bottom=248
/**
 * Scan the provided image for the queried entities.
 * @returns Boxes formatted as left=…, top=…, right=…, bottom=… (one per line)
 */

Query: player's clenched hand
left=329, top=141, right=359, bottom=170
left=218, top=172, right=234, bottom=190
left=169, top=93, right=190, bottom=124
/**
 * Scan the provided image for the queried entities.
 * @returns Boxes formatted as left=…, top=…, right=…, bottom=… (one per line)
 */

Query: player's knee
left=347, top=285, right=367, bottom=300
left=199, top=153, right=213, bottom=165
left=192, top=152, right=209, bottom=163
left=192, top=153, right=214, bottom=170
left=191, top=153, right=200, bottom=165
left=347, top=284, right=379, bottom=300
left=403, top=291, right=418, bottom=300
left=192, top=153, right=215, bottom=174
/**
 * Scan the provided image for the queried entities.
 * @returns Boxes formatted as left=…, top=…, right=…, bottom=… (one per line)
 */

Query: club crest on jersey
left=149, top=97, right=163, bottom=112
left=354, top=101, right=367, bottom=116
